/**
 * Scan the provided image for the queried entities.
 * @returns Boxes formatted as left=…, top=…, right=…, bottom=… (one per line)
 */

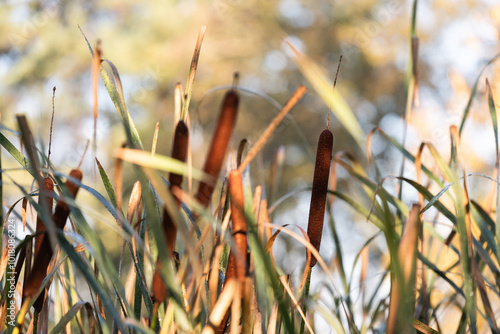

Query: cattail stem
left=33, top=310, right=39, bottom=334
left=300, top=268, right=312, bottom=334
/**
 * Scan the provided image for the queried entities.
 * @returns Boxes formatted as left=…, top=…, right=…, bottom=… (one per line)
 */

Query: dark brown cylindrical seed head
left=152, top=121, right=189, bottom=304
left=23, top=169, right=83, bottom=303
left=34, top=177, right=54, bottom=256
left=196, top=90, right=239, bottom=208
left=53, top=169, right=82, bottom=229
left=307, top=129, right=333, bottom=267
left=169, top=120, right=189, bottom=189
left=152, top=202, right=181, bottom=303
left=32, top=177, right=53, bottom=312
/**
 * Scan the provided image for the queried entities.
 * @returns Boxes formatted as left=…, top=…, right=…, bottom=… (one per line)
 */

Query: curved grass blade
left=99, top=64, right=143, bottom=149
left=57, top=234, right=128, bottom=333
left=398, top=177, right=456, bottom=225
left=370, top=128, right=443, bottom=187
left=449, top=126, right=477, bottom=333
left=79, top=27, right=143, bottom=150
left=95, top=158, right=117, bottom=207
left=335, top=158, right=409, bottom=218
left=181, top=26, right=207, bottom=121
left=116, top=148, right=206, bottom=181
left=309, top=302, right=345, bottom=334
left=49, top=301, right=94, bottom=334
left=470, top=200, right=497, bottom=257
left=387, top=204, right=421, bottom=333
left=0, top=132, right=32, bottom=177
left=486, top=79, right=500, bottom=265
left=458, top=54, right=500, bottom=134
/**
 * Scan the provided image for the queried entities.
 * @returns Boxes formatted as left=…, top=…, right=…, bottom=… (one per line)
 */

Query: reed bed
left=1, top=4, right=500, bottom=333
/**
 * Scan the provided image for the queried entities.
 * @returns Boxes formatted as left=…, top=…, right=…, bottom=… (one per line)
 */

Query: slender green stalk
left=300, top=268, right=312, bottom=334
left=486, top=80, right=500, bottom=265
left=397, top=0, right=419, bottom=219
left=33, top=309, right=39, bottom=334
left=450, top=127, right=477, bottom=333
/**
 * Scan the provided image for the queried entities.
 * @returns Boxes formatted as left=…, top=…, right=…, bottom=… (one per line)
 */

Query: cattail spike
left=195, top=89, right=239, bottom=208
left=307, top=129, right=334, bottom=267
left=327, top=55, right=342, bottom=130
left=23, top=169, right=82, bottom=309
left=152, top=120, right=189, bottom=304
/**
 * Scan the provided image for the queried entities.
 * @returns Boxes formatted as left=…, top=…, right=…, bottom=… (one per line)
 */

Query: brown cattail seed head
left=307, top=129, right=333, bottom=267
left=196, top=89, right=239, bottom=208
left=226, top=170, right=247, bottom=288
left=23, top=169, right=83, bottom=304
left=169, top=120, right=189, bottom=189
left=34, top=177, right=54, bottom=256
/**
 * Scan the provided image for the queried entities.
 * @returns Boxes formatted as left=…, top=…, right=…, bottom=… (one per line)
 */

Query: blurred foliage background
left=1, top=0, right=500, bottom=303
left=1, top=0, right=499, bottom=179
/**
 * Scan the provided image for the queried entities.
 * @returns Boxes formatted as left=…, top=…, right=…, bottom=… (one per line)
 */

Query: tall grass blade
left=238, top=85, right=306, bottom=173
left=91, top=41, right=101, bottom=152
left=181, top=26, right=207, bottom=121
left=95, top=158, right=117, bottom=207
left=486, top=79, right=500, bottom=265
left=80, top=28, right=143, bottom=150
left=449, top=126, right=477, bottom=333
left=458, top=54, right=500, bottom=134
left=368, top=128, right=443, bottom=186
left=0, top=131, right=32, bottom=177
left=116, top=148, right=206, bottom=181
left=49, top=301, right=94, bottom=334
left=387, top=203, right=421, bottom=333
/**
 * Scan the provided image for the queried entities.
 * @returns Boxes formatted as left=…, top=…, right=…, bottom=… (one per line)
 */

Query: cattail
left=53, top=169, right=82, bottom=229
left=35, top=177, right=54, bottom=256
left=33, top=177, right=54, bottom=258
left=32, top=176, right=54, bottom=312
left=216, top=170, right=247, bottom=334
left=152, top=121, right=189, bottom=304
left=307, top=129, right=333, bottom=267
left=23, top=169, right=82, bottom=303
left=195, top=89, right=239, bottom=208
left=169, top=121, right=189, bottom=190
left=225, top=170, right=247, bottom=288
